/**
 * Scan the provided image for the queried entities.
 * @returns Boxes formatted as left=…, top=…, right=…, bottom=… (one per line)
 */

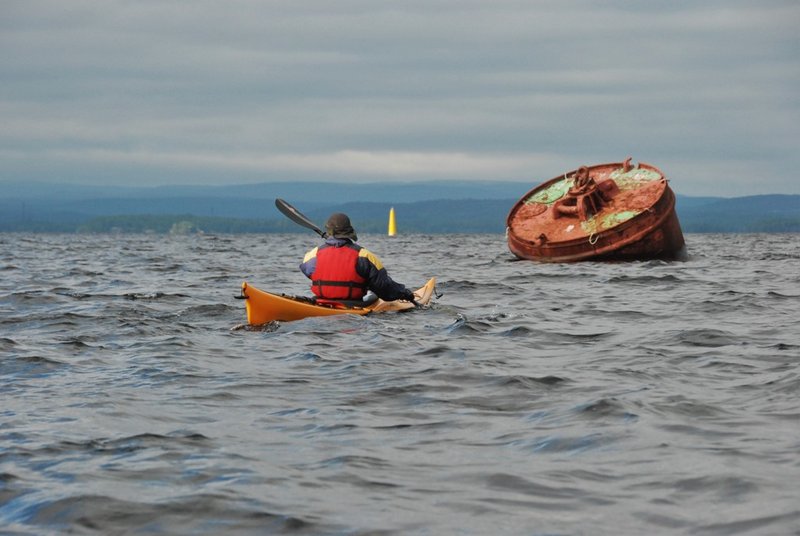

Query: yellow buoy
left=388, top=207, right=397, bottom=236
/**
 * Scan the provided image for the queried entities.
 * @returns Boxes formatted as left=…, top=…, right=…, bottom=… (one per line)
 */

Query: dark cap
left=325, top=212, right=357, bottom=241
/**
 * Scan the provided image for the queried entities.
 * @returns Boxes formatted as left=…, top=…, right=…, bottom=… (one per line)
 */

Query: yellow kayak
left=240, top=277, right=437, bottom=325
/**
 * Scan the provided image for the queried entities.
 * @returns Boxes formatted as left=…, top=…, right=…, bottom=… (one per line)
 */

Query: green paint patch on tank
left=581, top=210, right=641, bottom=234
left=609, top=168, right=662, bottom=190
left=525, top=178, right=571, bottom=205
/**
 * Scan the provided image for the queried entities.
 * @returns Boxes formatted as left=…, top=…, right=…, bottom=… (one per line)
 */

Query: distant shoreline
left=2, top=181, right=798, bottom=234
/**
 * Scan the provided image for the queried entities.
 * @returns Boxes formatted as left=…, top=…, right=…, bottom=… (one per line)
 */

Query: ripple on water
left=2, top=233, right=799, bottom=535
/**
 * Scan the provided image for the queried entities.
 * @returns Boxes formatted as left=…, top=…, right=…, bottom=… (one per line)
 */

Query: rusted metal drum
left=506, top=158, right=686, bottom=262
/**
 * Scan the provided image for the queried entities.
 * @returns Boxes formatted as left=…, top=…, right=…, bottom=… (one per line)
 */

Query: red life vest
left=311, top=244, right=368, bottom=300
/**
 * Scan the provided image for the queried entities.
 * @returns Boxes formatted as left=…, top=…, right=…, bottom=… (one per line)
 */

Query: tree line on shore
left=2, top=198, right=799, bottom=234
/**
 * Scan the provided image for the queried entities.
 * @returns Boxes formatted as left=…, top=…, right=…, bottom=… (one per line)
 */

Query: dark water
left=1, top=232, right=799, bottom=535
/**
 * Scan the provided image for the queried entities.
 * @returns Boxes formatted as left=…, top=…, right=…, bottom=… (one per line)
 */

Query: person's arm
left=355, top=248, right=414, bottom=301
left=299, top=246, right=318, bottom=279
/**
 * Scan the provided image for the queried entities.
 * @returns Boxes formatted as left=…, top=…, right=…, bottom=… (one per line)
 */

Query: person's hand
left=401, top=289, right=417, bottom=304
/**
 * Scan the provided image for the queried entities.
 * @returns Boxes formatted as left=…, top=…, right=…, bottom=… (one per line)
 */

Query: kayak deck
left=241, top=277, right=437, bottom=324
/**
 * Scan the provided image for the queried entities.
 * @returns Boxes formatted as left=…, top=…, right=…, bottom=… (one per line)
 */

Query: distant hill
left=0, top=179, right=526, bottom=203
left=0, top=179, right=526, bottom=229
left=1, top=180, right=798, bottom=233
left=675, top=194, right=800, bottom=232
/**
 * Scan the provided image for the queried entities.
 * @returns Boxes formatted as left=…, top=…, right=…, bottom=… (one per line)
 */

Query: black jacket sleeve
left=355, top=248, right=409, bottom=301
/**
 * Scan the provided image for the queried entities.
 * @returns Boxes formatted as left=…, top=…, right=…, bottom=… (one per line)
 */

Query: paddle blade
left=275, top=198, right=325, bottom=237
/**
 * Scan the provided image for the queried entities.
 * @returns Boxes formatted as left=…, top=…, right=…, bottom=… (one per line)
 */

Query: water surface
left=1, top=232, right=799, bottom=534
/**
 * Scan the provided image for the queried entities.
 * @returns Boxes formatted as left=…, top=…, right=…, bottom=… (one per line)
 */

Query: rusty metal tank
left=506, top=158, right=685, bottom=262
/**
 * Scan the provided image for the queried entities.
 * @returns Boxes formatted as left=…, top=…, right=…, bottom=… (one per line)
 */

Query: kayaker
left=300, top=213, right=416, bottom=304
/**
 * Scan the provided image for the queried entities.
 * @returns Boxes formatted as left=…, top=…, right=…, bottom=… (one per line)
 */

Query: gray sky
left=2, top=0, right=798, bottom=196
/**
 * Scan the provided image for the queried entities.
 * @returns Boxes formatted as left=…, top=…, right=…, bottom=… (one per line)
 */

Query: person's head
left=325, top=212, right=357, bottom=241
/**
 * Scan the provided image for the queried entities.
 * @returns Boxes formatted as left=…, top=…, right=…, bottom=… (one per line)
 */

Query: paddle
left=275, top=198, right=326, bottom=238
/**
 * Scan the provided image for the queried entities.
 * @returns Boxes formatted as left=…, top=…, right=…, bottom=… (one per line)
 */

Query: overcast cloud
left=1, top=0, right=798, bottom=196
